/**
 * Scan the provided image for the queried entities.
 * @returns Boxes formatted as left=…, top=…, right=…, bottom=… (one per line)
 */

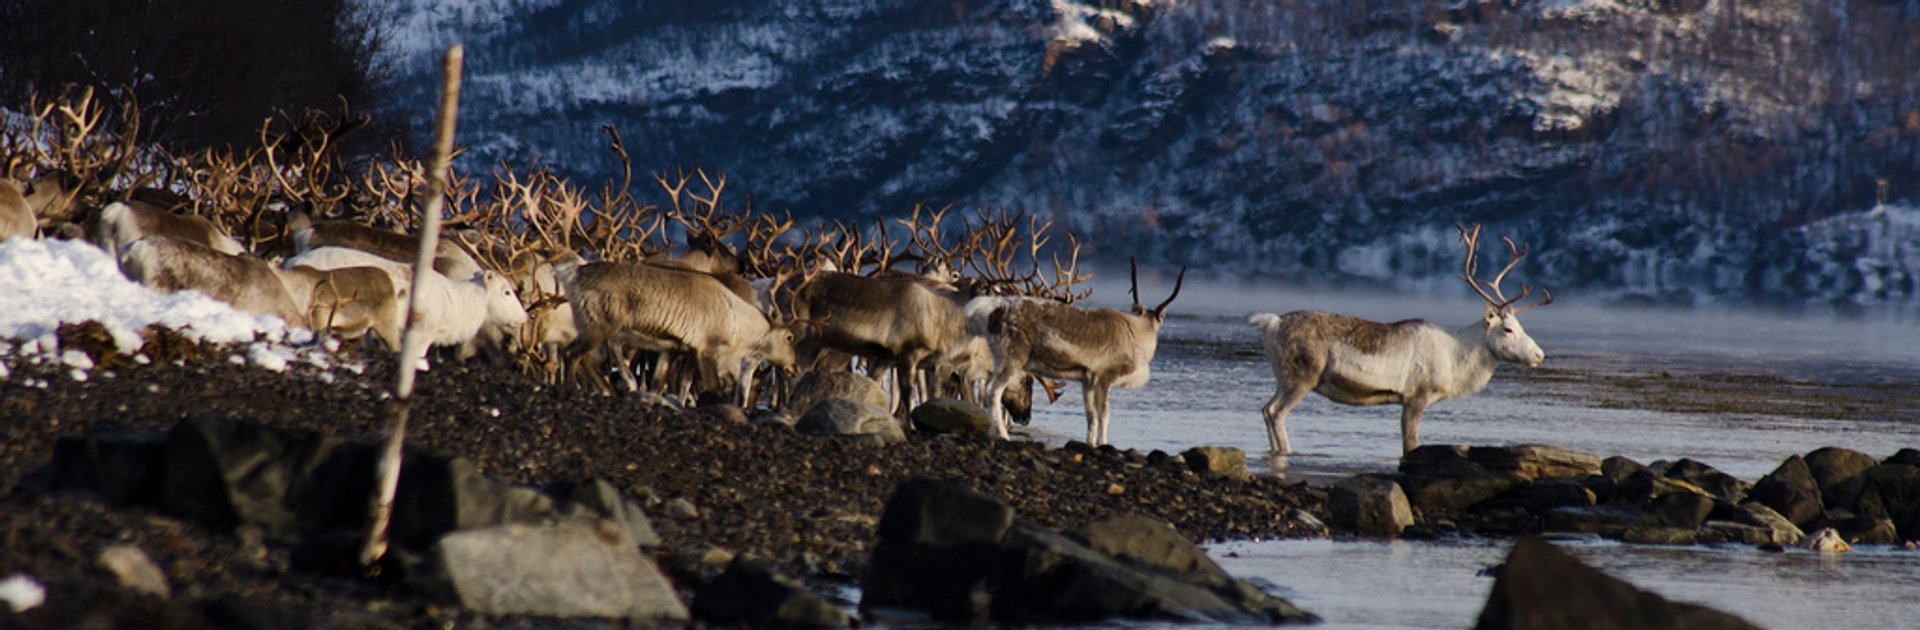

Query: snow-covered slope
left=377, top=0, right=1920, bottom=313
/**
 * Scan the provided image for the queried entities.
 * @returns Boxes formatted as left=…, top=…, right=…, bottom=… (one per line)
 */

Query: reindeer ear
left=1483, top=305, right=1502, bottom=324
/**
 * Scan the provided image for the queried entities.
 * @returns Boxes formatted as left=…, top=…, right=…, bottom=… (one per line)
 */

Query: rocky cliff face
left=381, top=0, right=1920, bottom=312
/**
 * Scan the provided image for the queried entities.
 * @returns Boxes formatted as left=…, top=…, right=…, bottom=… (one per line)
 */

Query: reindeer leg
left=985, top=369, right=1019, bottom=440
left=1080, top=378, right=1100, bottom=445
left=1262, top=383, right=1313, bottom=455
left=1094, top=382, right=1115, bottom=447
left=1400, top=399, right=1429, bottom=455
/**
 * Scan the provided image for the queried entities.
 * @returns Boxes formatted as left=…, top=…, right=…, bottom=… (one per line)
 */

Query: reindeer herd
left=1, top=89, right=1556, bottom=459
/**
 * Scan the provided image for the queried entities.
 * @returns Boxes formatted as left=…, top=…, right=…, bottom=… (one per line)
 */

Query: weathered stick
left=360, top=44, right=464, bottom=570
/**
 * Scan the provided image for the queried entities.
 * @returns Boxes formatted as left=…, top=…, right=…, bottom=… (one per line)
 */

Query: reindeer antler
left=1457, top=223, right=1552, bottom=313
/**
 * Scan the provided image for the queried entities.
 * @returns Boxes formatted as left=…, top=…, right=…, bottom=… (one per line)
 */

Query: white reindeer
left=284, top=246, right=527, bottom=352
left=984, top=260, right=1186, bottom=445
left=1248, top=224, right=1552, bottom=455
left=97, top=200, right=245, bottom=266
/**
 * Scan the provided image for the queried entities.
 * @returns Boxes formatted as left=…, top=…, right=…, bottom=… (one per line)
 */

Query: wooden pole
left=360, top=43, right=464, bottom=570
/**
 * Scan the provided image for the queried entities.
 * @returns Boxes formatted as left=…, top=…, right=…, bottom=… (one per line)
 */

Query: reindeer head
left=1127, top=258, right=1187, bottom=323
left=478, top=270, right=531, bottom=328
left=1459, top=224, right=1552, bottom=367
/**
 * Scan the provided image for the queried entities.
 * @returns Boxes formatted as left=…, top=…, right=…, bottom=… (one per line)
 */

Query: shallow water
left=1006, top=277, right=1920, bottom=628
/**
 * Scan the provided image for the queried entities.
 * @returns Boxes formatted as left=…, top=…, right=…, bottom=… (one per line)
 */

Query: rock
left=751, top=411, right=798, bottom=428
left=1069, top=514, right=1232, bottom=589
left=861, top=478, right=1314, bottom=624
left=415, top=517, right=689, bottom=622
left=1803, top=447, right=1878, bottom=503
left=1621, top=526, right=1697, bottom=546
left=1467, top=445, right=1602, bottom=481
left=1475, top=480, right=1596, bottom=514
left=1180, top=446, right=1248, bottom=479
left=1698, top=521, right=1778, bottom=546
left=1542, top=505, right=1640, bottom=538
left=1614, top=470, right=1711, bottom=506
left=692, top=558, right=852, bottom=627
left=1641, top=492, right=1714, bottom=530
left=909, top=398, right=993, bottom=436
left=156, top=417, right=379, bottom=542
left=1884, top=448, right=1920, bottom=467
left=1801, top=528, right=1851, bottom=553
left=1600, top=456, right=1648, bottom=486
left=1399, top=444, right=1476, bottom=477
left=787, top=371, right=888, bottom=415
left=1832, top=516, right=1899, bottom=545
left=97, top=544, right=170, bottom=599
left=663, top=497, right=700, bottom=520
left=28, top=430, right=167, bottom=505
left=1475, top=537, right=1760, bottom=630
left=1400, top=472, right=1515, bottom=516
left=1747, top=455, right=1823, bottom=528
left=1731, top=502, right=1805, bottom=546
left=1852, top=464, right=1920, bottom=540
left=389, top=451, right=556, bottom=550
left=1327, top=476, right=1414, bottom=537
left=797, top=398, right=906, bottom=444
left=0, top=573, right=46, bottom=613
left=550, top=478, right=660, bottom=547
left=1659, top=459, right=1747, bottom=504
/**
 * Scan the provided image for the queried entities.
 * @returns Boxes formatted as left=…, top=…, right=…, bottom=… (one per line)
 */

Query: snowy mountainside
left=379, top=0, right=1920, bottom=313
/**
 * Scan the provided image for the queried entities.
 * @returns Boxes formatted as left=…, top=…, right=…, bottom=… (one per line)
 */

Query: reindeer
left=119, top=237, right=306, bottom=327
left=97, top=200, right=246, bottom=266
left=1248, top=224, right=1552, bottom=455
left=276, top=265, right=407, bottom=351
left=0, top=180, right=33, bottom=240
left=792, top=270, right=976, bottom=416
left=558, top=260, right=798, bottom=406
left=285, top=211, right=484, bottom=279
left=983, top=260, right=1186, bottom=445
left=284, top=246, right=528, bottom=353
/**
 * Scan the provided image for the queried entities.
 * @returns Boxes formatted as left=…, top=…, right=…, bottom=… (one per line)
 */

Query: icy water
left=1009, top=275, right=1920, bottom=629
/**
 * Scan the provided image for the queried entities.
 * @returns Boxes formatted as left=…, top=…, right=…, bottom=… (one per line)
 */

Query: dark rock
left=1641, top=492, right=1714, bottom=530
left=29, top=431, right=167, bottom=505
left=1327, top=476, right=1413, bottom=537
left=549, top=478, right=660, bottom=547
left=909, top=398, right=992, bottom=437
left=1069, top=514, right=1232, bottom=589
left=156, top=417, right=377, bottom=542
left=1475, top=537, right=1759, bottom=629
left=797, top=398, right=905, bottom=444
left=1747, top=455, right=1823, bottom=528
left=1541, top=505, right=1640, bottom=537
left=1832, top=517, right=1900, bottom=545
left=1180, top=446, right=1248, bottom=479
left=1400, top=444, right=1475, bottom=476
left=695, top=403, right=748, bottom=425
left=1467, top=445, right=1602, bottom=481
left=389, top=451, right=556, bottom=550
left=1600, top=456, right=1648, bottom=486
left=692, top=558, right=851, bottom=627
left=861, top=478, right=1314, bottom=624
left=1852, top=464, right=1920, bottom=541
left=1729, top=502, right=1804, bottom=546
left=1475, top=480, right=1595, bottom=514
left=1698, top=521, right=1776, bottom=546
left=1621, top=527, right=1697, bottom=546
left=1804, top=447, right=1878, bottom=503
left=1614, top=470, right=1710, bottom=506
left=1401, top=472, right=1516, bottom=517
left=413, top=517, right=689, bottom=621
left=1884, top=448, right=1920, bottom=467
left=786, top=371, right=887, bottom=415
left=1660, top=459, right=1746, bottom=504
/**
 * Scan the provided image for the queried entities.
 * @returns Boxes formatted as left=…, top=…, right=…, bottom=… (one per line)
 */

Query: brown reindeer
left=983, top=260, right=1185, bottom=445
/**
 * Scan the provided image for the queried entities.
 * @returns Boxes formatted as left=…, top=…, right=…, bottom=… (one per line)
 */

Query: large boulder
left=155, top=416, right=377, bottom=542
left=28, top=431, right=167, bottom=505
left=1747, top=456, right=1823, bottom=528
left=1327, top=476, right=1414, bottom=537
left=1641, top=492, right=1714, bottom=530
left=1852, top=464, right=1920, bottom=541
left=861, top=478, right=1313, bottom=624
left=1803, top=447, right=1877, bottom=502
left=786, top=371, right=888, bottom=415
left=1657, top=459, right=1747, bottom=504
left=413, top=517, right=688, bottom=622
left=909, top=398, right=993, bottom=437
left=388, top=452, right=557, bottom=550
left=692, top=558, right=851, bottom=627
left=1476, top=537, right=1760, bottom=630
left=1614, top=470, right=1711, bottom=506
left=1467, top=445, right=1602, bottom=481
left=1399, top=447, right=1515, bottom=516
left=797, top=398, right=906, bottom=444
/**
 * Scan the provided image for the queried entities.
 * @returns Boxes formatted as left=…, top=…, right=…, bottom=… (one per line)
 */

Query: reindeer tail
left=1248, top=312, right=1285, bottom=332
